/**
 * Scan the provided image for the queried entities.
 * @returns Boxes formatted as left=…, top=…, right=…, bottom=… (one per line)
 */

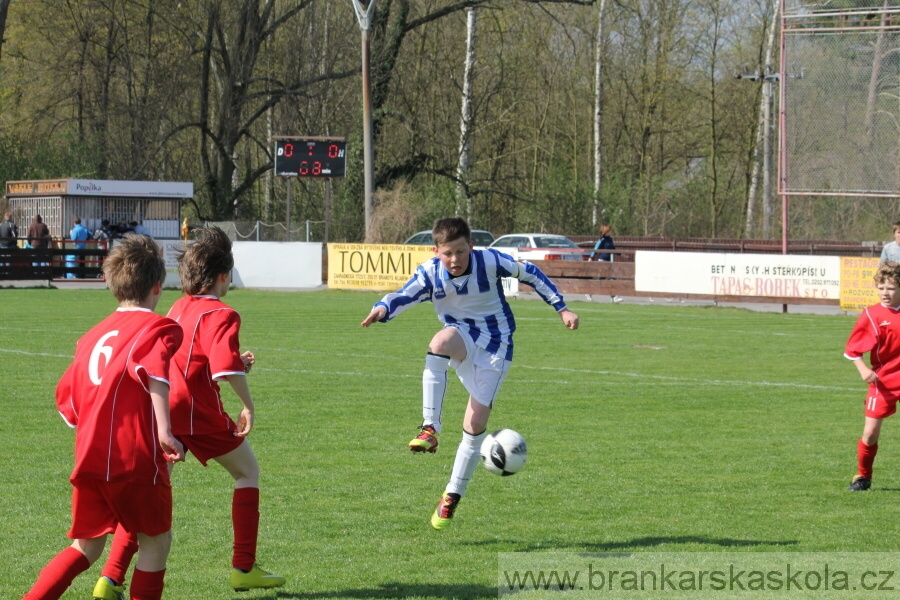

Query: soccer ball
left=480, top=429, right=527, bottom=476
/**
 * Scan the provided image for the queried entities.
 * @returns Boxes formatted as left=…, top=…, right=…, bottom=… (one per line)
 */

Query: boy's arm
left=558, top=308, right=579, bottom=330
left=149, top=378, right=185, bottom=462
left=496, top=251, right=576, bottom=325
left=361, top=264, right=434, bottom=327
left=361, top=305, right=387, bottom=327
left=850, top=356, right=877, bottom=383
left=225, top=374, right=255, bottom=437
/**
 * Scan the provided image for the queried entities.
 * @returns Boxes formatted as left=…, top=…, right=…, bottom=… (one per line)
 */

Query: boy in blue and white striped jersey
left=361, top=217, right=579, bottom=530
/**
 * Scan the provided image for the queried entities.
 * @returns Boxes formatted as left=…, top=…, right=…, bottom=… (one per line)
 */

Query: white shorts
left=446, top=325, right=511, bottom=407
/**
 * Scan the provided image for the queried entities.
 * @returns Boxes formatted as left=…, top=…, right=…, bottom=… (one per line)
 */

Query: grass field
left=4, top=288, right=898, bottom=599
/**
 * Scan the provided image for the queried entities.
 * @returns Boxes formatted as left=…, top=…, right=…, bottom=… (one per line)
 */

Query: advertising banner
left=328, top=243, right=434, bottom=291
left=839, top=257, right=879, bottom=312
left=635, top=251, right=840, bottom=300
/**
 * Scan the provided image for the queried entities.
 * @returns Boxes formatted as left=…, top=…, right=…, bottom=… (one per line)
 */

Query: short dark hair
left=177, top=226, right=234, bottom=295
left=432, top=217, right=470, bottom=246
left=103, top=235, right=165, bottom=303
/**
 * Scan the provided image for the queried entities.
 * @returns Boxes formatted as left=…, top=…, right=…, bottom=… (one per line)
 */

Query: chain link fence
left=202, top=220, right=326, bottom=242
left=782, top=6, right=900, bottom=197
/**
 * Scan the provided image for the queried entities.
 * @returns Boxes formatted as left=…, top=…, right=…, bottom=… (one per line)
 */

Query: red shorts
left=178, top=429, right=244, bottom=466
left=69, top=478, right=172, bottom=539
left=864, top=383, right=900, bottom=419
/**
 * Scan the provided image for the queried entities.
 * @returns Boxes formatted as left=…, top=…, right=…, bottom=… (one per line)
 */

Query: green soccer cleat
left=92, top=576, right=125, bottom=600
left=409, top=425, right=439, bottom=453
left=431, top=492, right=461, bottom=530
left=231, top=564, right=286, bottom=591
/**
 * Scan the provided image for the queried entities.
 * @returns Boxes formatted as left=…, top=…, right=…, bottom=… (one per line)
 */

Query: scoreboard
left=274, top=138, right=346, bottom=178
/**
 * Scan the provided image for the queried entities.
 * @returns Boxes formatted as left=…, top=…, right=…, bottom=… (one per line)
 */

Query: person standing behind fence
left=131, top=221, right=151, bottom=238
left=881, top=221, right=900, bottom=263
left=28, top=215, right=50, bottom=249
left=0, top=212, right=18, bottom=249
left=589, top=224, right=615, bottom=262
left=589, top=224, right=622, bottom=303
left=67, top=218, right=92, bottom=279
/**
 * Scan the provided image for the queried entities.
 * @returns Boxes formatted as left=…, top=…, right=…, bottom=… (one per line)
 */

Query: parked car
left=489, top=233, right=585, bottom=261
left=404, top=229, right=495, bottom=247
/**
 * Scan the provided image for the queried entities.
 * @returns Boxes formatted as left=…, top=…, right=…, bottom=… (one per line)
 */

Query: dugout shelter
left=4, top=178, right=192, bottom=239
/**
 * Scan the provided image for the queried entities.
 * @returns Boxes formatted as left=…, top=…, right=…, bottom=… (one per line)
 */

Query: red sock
left=129, top=568, right=165, bottom=600
left=232, top=487, right=260, bottom=571
left=22, top=546, right=90, bottom=600
left=858, top=439, right=878, bottom=479
left=102, top=523, right=139, bottom=584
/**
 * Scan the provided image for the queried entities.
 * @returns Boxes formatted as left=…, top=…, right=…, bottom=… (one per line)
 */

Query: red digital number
left=328, top=144, right=339, bottom=159
left=299, top=161, right=309, bottom=175
left=313, top=161, right=322, bottom=175
left=283, top=143, right=294, bottom=158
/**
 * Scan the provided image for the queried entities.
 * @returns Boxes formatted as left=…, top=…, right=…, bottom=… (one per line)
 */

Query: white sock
left=423, top=353, right=450, bottom=434
left=446, top=429, right=487, bottom=497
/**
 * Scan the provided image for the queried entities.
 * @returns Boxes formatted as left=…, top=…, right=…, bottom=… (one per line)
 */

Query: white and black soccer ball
left=480, top=429, right=527, bottom=476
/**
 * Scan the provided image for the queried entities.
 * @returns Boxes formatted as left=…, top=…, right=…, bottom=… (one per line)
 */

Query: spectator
left=881, top=221, right=900, bottom=263
left=590, top=224, right=616, bottom=262
left=28, top=214, right=51, bottom=268
left=116, top=221, right=134, bottom=237
left=93, top=219, right=114, bottom=249
left=0, top=211, right=18, bottom=249
left=68, top=217, right=92, bottom=278
left=27, top=214, right=50, bottom=249
left=71, top=217, right=92, bottom=249
left=590, top=224, right=622, bottom=303
left=131, top=220, right=151, bottom=237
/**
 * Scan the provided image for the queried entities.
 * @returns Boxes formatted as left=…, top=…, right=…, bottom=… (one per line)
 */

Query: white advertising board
left=154, top=240, right=322, bottom=289
left=232, top=242, right=322, bottom=288
left=635, top=250, right=840, bottom=300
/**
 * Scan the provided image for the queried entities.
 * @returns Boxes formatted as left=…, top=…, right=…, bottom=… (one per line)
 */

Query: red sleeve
left=845, top=309, right=877, bottom=359
left=202, top=309, right=245, bottom=380
left=128, top=320, right=184, bottom=391
left=55, top=363, right=78, bottom=427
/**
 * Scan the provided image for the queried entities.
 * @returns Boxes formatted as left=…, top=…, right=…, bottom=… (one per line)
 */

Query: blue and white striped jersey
left=374, top=248, right=568, bottom=361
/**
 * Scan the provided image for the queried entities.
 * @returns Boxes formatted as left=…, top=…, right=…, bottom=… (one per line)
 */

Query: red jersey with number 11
left=845, top=302, right=900, bottom=393
left=56, top=308, right=183, bottom=485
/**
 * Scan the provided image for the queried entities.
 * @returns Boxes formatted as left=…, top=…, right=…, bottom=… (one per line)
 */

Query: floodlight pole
left=352, top=0, right=377, bottom=242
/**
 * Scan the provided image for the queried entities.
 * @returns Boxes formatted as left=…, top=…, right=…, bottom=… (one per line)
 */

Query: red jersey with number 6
left=56, top=308, right=183, bottom=485
left=845, top=303, right=900, bottom=393
left=166, top=295, right=247, bottom=436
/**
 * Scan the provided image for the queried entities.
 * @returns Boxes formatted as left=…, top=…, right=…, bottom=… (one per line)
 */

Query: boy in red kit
left=21, top=235, right=184, bottom=600
left=94, top=227, right=284, bottom=598
left=845, top=261, right=900, bottom=491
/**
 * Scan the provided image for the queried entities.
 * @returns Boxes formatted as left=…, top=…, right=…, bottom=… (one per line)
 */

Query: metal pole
left=763, top=76, right=773, bottom=240
left=286, top=178, right=292, bottom=242
left=352, top=1, right=377, bottom=242
left=325, top=178, right=332, bottom=243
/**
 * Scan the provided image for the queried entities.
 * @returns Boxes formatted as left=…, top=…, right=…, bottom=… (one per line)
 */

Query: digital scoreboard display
left=274, top=139, right=347, bottom=178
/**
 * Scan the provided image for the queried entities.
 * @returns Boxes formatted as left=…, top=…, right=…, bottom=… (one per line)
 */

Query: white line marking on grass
left=0, top=348, right=71, bottom=359
left=254, top=363, right=856, bottom=392
left=516, top=364, right=857, bottom=391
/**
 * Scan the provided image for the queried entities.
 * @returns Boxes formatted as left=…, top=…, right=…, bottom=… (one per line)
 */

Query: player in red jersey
left=94, top=227, right=284, bottom=598
left=845, top=261, right=900, bottom=491
left=21, top=235, right=184, bottom=600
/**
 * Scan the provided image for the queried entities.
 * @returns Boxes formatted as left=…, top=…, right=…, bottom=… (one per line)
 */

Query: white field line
left=5, top=346, right=856, bottom=392
left=252, top=363, right=857, bottom=393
